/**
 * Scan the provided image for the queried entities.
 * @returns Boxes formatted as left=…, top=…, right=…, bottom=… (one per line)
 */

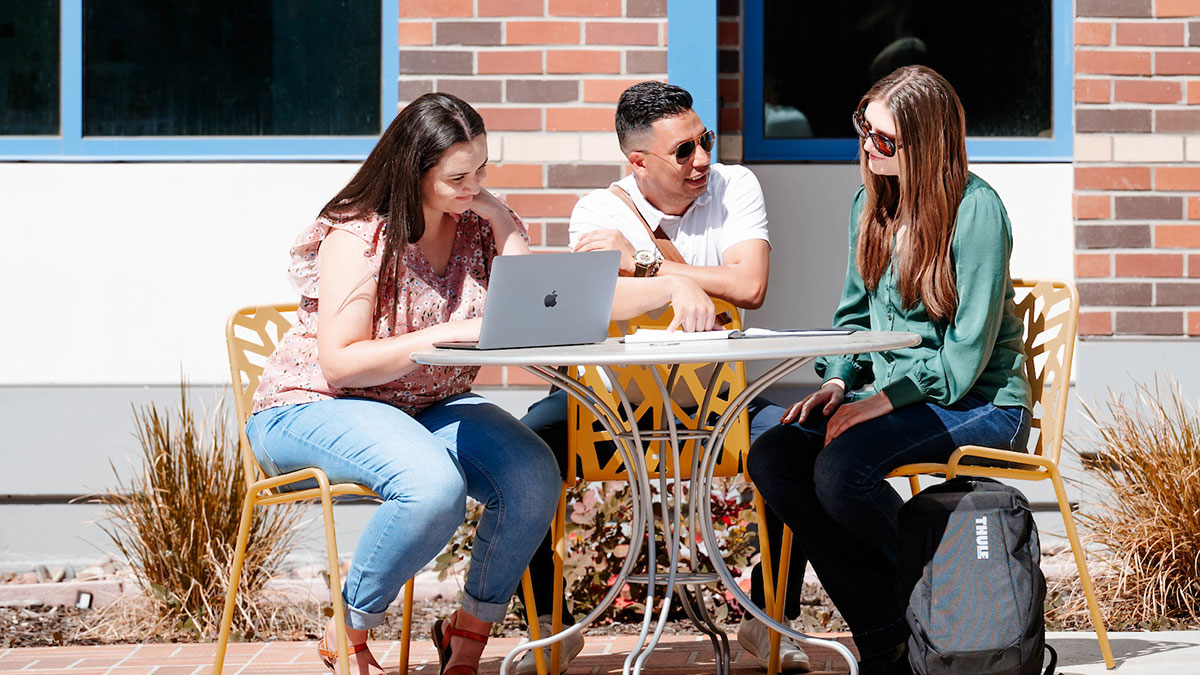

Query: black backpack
left=897, top=477, right=1056, bottom=675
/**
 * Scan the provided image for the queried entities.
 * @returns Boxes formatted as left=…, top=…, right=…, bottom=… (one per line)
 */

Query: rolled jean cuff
left=852, top=616, right=909, bottom=660
left=345, top=601, right=387, bottom=631
left=461, top=590, right=511, bottom=623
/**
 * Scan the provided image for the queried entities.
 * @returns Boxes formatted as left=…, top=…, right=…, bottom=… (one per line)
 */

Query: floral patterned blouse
left=252, top=208, right=526, bottom=416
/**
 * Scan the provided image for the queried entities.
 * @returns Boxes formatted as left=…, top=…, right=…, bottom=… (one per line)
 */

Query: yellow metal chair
left=762, top=278, right=1115, bottom=672
left=887, top=279, right=1113, bottom=669
left=212, top=304, right=547, bottom=675
left=544, top=298, right=752, bottom=673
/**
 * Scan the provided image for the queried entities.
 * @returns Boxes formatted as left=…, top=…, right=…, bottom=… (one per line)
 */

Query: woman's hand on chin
left=469, top=188, right=510, bottom=225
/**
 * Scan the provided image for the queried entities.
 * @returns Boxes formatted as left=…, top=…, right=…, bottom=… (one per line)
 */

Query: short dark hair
left=615, top=81, right=693, bottom=154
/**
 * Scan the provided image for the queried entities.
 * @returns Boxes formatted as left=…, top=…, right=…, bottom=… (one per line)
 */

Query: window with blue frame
left=742, top=0, right=1072, bottom=162
left=0, top=0, right=397, bottom=160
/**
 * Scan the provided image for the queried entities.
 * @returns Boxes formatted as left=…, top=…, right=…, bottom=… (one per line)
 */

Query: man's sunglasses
left=649, top=129, right=716, bottom=163
left=852, top=106, right=901, bottom=158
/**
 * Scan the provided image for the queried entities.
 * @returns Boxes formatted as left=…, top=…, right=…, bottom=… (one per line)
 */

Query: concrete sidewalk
left=0, top=631, right=1191, bottom=674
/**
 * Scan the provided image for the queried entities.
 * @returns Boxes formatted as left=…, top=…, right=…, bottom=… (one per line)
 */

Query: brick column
left=397, top=0, right=669, bottom=385
left=1074, top=0, right=1200, bottom=338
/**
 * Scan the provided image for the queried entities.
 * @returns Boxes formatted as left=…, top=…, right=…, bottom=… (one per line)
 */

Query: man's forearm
left=654, top=260, right=768, bottom=309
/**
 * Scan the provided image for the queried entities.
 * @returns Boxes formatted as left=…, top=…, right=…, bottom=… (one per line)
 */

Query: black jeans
left=746, top=395, right=1030, bottom=659
left=517, top=388, right=798, bottom=623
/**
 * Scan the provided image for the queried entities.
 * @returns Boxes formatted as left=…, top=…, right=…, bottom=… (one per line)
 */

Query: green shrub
left=97, top=384, right=301, bottom=639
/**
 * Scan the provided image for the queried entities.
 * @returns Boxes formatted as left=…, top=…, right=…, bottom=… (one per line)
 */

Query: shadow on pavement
left=1049, top=635, right=1194, bottom=669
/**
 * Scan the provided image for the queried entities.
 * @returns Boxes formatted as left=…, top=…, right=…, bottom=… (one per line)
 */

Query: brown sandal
left=316, top=628, right=369, bottom=671
left=432, top=611, right=490, bottom=675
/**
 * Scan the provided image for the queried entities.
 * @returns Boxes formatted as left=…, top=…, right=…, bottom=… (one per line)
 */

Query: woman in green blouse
left=747, top=65, right=1032, bottom=675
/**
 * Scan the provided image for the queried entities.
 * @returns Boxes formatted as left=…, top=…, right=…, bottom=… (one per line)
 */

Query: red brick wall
left=1074, top=1, right=1200, bottom=337
left=716, top=0, right=742, bottom=161
left=396, top=0, right=668, bottom=385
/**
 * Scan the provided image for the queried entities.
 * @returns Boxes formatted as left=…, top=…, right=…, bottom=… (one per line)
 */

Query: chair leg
left=399, top=578, right=414, bottom=675
left=770, top=528, right=793, bottom=675
left=753, top=490, right=785, bottom=675
left=550, top=483, right=568, bottom=675
left=320, top=487, right=352, bottom=675
left=907, top=475, right=921, bottom=496
left=521, top=568, right=548, bottom=675
left=211, top=491, right=257, bottom=675
left=1049, top=466, right=1115, bottom=669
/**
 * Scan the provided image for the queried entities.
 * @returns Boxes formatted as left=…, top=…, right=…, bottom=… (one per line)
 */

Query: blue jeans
left=246, top=393, right=561, bottom=628
left=746, top=395, right=1030, bottom=659
left=518, top=388, right=787, bottom=622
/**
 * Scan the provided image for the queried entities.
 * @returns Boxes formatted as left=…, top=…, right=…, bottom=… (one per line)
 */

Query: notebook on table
left=433, top=250, right=620, bottom=350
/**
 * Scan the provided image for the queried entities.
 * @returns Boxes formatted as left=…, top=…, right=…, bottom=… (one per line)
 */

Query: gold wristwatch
left=633, top=250, right=659, bottom=277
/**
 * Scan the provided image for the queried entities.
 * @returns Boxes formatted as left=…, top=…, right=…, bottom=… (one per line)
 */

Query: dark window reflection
left=0, top=1, right=59, bottom=135
left=761, top=1, right=1052, bottom=139
left=83, top=0, right=380, bottom=136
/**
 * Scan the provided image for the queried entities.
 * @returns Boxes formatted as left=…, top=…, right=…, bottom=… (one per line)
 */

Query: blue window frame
left=1, top=0, right=398, bottom=161
left=740, top=0, right=1073, bottom=162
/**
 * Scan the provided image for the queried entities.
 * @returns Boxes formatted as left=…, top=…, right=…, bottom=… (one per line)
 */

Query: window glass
left=82, top=0, right=380, bottom=136
left=761, top=1, right=1052, bottom=139
left=0, top=1, right=60, bottom=135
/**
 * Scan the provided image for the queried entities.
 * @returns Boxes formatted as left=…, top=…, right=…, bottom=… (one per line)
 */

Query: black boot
left=857, top=642, right=911, bottom=675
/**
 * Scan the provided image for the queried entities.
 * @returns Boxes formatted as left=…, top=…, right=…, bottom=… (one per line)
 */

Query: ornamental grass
left=93, top=384, right=300, bottom=641
left=1067, top=375, right=1200, bottom=629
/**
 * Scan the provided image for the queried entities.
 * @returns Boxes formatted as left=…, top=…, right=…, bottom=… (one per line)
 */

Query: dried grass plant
left=1069, top=374, right=1200, bottom=629
left=94, top=384, right=301, bottom=641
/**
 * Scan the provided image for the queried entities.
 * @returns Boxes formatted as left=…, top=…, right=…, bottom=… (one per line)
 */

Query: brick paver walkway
left=0, top=633, right=859, bottom=674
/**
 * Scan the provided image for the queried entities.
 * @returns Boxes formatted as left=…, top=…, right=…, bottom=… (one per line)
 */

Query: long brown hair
left=855, top=65, right=968, bottom=323
left=320, top=92, right=486, bottom=331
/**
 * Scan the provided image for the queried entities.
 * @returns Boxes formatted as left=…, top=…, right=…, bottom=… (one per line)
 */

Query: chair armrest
left=945, top=445, right=1054, bottom=478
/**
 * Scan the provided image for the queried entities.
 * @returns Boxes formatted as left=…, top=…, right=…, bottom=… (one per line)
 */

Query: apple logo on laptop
left=544, top=290, right=558, bottom=308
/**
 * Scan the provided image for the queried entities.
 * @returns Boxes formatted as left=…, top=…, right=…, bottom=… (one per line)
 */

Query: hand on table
left=663, top=277, right=716, bottom=333
left=429, top=317, right=483, bottom=344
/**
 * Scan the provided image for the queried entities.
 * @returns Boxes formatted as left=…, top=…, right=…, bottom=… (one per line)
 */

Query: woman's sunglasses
left=647, top=129, right=716, bottom=163
left=852, top=106, right=901, bottom=158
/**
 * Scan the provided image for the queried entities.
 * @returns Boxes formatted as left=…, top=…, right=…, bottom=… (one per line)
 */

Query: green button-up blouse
left=815, top=173, right=1032, bottom=411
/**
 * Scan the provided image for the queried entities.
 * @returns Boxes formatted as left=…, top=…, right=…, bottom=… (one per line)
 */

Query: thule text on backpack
left=975, top=516, right=989, bottom=559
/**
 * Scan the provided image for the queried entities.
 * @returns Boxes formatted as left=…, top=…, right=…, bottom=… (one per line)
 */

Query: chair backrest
left=225, top=304, right=298, bottom=482
left=566, top=297, right=750, bottom=482
left=1011, top=279, right=1079, bottom=465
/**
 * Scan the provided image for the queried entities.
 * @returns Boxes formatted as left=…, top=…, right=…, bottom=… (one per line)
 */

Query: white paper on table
left=622, top=327, right=856, bottom=344
left=623, top=328, right=734, bottom=343
left=733, top=327, right=856, bottom=338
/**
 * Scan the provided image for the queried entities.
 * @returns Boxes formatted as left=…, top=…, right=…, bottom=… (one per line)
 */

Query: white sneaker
left=737, top=616, right=811, bottom=672
left=515, top=615, right=585, bottom=675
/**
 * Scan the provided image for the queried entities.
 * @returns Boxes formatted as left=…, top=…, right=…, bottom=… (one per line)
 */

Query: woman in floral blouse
left=247, top=93, right=561, bottom=675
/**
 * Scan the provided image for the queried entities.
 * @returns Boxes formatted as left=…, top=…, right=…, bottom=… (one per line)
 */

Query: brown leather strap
left=608, top=185, right=686, bottom=265
left=448, top=626, right=490, bottom=644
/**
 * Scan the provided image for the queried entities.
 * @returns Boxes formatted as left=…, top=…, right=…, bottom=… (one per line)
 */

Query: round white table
left=413, top=330, right=920, bottom=675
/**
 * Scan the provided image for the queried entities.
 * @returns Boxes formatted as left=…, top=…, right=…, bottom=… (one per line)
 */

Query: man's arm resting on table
left=610, top=276, right=716, bottom=333
left=654, top=239, right=770, bottom=309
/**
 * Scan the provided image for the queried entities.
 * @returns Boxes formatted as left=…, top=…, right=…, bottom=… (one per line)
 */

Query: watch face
left=634, top=250, right=656, bottom=265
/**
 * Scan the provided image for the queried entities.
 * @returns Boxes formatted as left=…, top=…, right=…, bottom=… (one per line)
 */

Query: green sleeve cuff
left=882, top=376, right=924, bottom=409
left=821, top=359, right=859, bottom=390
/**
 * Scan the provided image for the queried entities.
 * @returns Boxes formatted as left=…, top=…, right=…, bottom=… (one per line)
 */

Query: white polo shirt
left=567, top=163, right=770, bottom=265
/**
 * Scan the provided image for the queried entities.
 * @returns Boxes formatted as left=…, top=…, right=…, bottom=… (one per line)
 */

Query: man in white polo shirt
left=517, top=81, right=810, bottom=674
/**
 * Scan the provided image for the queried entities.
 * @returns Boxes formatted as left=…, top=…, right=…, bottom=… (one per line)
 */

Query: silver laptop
left=433, top=250, right=620, bottom=350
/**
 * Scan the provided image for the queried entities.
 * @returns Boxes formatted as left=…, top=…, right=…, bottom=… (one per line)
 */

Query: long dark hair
left=320, top=92, right=486, bottom=330
left=855, top=65, right=968, bottom=323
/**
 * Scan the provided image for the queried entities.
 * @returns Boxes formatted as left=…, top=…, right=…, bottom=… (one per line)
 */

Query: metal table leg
left=695, top=356, right=860, bottom=675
